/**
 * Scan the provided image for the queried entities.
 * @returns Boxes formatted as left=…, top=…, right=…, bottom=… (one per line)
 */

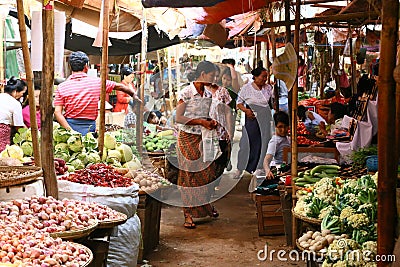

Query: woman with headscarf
left=0, top=77, right=26, bottom=151
left=176, top=61, right=219, bottom=229
left=114, top=67, right=137, bottom=113
left=234, top=67, right=273, bottom=179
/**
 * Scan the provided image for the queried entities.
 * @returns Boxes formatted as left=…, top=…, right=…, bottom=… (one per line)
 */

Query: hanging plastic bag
left=201, top=127, right=221, bottom=162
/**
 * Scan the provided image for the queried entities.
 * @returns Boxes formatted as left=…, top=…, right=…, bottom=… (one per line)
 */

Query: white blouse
left=237, top=82, right=272, bottom=107
left=0, top=93, right=24, bottom=126
left=178, top=83, right=213, bottom=135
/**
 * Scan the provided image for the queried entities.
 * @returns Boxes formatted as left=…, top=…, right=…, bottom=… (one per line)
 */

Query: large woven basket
left=50, top=220, right=98, bottom=240
left=73, top=242, right=94, bottom=267
left=292, top=209, right=322, bottom=225
left=98, top=212, right=128, bottom=229
left=0, top=166, right=43, bottom=188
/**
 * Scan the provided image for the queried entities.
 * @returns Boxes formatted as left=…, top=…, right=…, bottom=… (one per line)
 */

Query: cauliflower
left=364, top=263, right=377, bottom=267
left=332, top=260, right=348, bottom=267
left=340, top=207, right=356, bottom=221
left=322, top=261, right=333, bottom=267
left=294, top=197, right=311, bottom=216
left=348, top=213, right=369, bottom=229
left=342, top=193, right=361, bottom=207
left=313, top=178, right=338, bottom=203
left=362, top=241, right=377, bottom=255
left=345, top=249, right=366, bottom=266
left=319, top=206, right=334, bottom=220
left=372, top=172, right=378, bottom=186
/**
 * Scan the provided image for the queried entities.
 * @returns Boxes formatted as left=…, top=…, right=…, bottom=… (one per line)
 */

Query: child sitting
left=263, top=111, right=291, bottom=179
left=297, top=105, right=327, bottom=134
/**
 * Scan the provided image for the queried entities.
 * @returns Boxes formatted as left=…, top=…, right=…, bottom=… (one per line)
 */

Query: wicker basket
left=50, top=220, right=98, bottom=240
left=0, top=166, right=43, bottom=188
left=292, top=209, right=322, bottom=225
left=296, top=239, right=324, bottom=257
left=98, top=212, right=128, bottom=229
left=73, top=242, right=94, bottom=267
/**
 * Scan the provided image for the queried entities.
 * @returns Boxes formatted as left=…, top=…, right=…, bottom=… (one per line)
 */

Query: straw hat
left=272, top=42, right=298, bottom=89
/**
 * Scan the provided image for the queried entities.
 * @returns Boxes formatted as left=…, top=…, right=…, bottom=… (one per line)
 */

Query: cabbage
left=108, top=158, right=122, bottom=168
left=82, top=132, right=98, bottom=150
left=21, top=141, right=33, bottom=156
left=76, top=153, right=88, bottom=165
left=53, top=127, right=72, bottom=143
left=69, top=158, right=85, bottom=170
left=66, top=164, right=75, bottom=173
left=0, top=145, right=24, bottom=160
left=13, top=128, right=33, bottom=144
left=87, top=152, right=101, bottom=164
left=55, top=143, right=69, bottom=152
left=123, top=158, right=142, bottom=170
left=54, top=152, right=70, bottom=162
left=116, top=143, right=133, bottom=163
left=53, top=121, right=61, bottom=130
left=106, top=149, right=122, bottom=162
left=102, top=148, right=108, bottom=162
left=67, top=135, right=83, bottom=152
left=104, top=133, right=116, bottom=149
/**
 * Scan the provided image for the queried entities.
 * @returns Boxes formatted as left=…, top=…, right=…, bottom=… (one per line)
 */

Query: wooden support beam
left=41, top=0, right=57, bottom=198
left=260, top=11, right=379, bottom=29
left=285, top=0, right=291, bottom=43
left=377, top=0, right=399, bottom=265
left=16, top=0, right=41, bottom=167
left=98, top=0, right=110, bottom=160
left=291, top=0, right=300, bottom=250
left=291, top=0, right=346, bottom=4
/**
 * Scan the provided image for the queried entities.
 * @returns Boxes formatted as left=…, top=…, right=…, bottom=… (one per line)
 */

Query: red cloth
left=53, top=73, right=115, bottom=120
left=0, top=124, right=11, bottom=152
left=22, top=105, right=41, bottom=130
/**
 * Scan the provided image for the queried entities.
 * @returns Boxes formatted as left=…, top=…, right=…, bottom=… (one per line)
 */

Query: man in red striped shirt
left=54, top=51, right=140, bottom=135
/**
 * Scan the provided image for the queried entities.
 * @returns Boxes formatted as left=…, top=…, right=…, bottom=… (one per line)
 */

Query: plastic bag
left=201, top=128, right=221, bottom=162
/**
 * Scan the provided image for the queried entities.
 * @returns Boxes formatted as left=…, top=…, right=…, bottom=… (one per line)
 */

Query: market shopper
left=263, top=111, right=290, bottom=179
left=0, top=77, right=25, bottom=151
left=175, top=60, right=219, bottom=229
left=234, top=67, right=273, bottom=179
left=22, top=85, right=41, bottom=130
left=54, top=51, right=141, bottom=135
left=114, top=67, right=137, bottom=113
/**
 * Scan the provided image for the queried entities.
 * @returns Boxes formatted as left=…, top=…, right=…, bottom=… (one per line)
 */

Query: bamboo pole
left=41, top=0, right=57, bottom=198
left=157, top=50, right=167, bottom=116
left=98, top=0, right=110, bottom=160
left=349, top=27, right=357, bottom=95
left=135, top=53, right=143, bottom=154
left=260, top=11, right=379, bottom=29
left=16, top=0, right=41, bottom=167
left=377, top=0, right=398, bottom=264
left=285, top=0, right=291, bottom=43
left=291, top=0, right=300, bottom=249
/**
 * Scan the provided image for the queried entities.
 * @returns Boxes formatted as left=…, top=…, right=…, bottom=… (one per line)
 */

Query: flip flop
left=184, top=214, right=196, bottom=229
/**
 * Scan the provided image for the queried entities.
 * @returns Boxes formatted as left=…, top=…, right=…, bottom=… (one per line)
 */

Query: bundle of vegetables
left=320, top=175, right=377, bottom=244
left=143, top=130, right=176, bottom=153
left=294, top=165, right=340, bottom=188
left=321, top=240, right=377, bottom=267
left=125, top=168, right=172, bottom=192
left=350, top=145, right=378, bottom=170
left=0, top=220, right=91, bottom=266
left=59, top=163, right=135, bottom=188
left=297, top=230, right=347, bottom=252
left=294, top=177, right=339, bottom=219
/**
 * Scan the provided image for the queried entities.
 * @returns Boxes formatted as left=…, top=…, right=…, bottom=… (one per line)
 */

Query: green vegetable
left=69, top=158, right=85, bottom=170
left=116, top=143, right=133, bottom=163
left=87, top=152, right=101, bottom=164
left=20, top=141, right=33, bottom=157
left=0, top=145, right=24, bottom=160
left=54, top=127, right=73, bottom=143
left=82, top=132, right=98, bottom=150
left=104, top=133, right=117, bottom=149
left=350, top=146, right=378, bottom=169
left=67, top=135, right=83, bottom=152
left=310, top=165, right=340, bottom=176
left=107, top=149, right=122, bottom=162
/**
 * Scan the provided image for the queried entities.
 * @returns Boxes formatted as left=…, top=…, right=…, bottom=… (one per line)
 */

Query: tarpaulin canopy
left=64, top=22, right=180, bottom=56
left=142, top=0, right=225, bottom=8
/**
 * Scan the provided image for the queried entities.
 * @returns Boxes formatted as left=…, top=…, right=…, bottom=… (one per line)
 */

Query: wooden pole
left=349, top=27, right=357, bottom=95
left=16, top=0, right=41, bottom=167
left=157, top=50, right=167, bottom=116
left=285, top=0, right=291, bottom=43
left=98, top=0, right=110, bottom=160
left=333, top=47, right=340, bottom=93
left=291, top=0, right=300, bottom=249
left=377, top=0, right=398, bottom=264
left=135, top=54, right=143, bottom=154
left=260, top=11, right=379, bottom=29
left=41, top=0, right=57, bottom=198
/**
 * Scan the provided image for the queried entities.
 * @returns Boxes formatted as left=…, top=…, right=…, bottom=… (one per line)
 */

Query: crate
left=136, top=192, right=162, bottom=262
left=254, top=194, right=285, bottom=236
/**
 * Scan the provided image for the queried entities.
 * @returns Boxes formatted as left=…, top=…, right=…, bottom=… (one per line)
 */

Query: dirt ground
left=138, top=130, right=307, bottom=267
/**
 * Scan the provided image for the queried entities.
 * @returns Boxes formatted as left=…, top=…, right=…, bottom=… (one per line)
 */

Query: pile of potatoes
left=126, top=169, right=172, bottom=193
left=297, top=230, right=348, bottom=252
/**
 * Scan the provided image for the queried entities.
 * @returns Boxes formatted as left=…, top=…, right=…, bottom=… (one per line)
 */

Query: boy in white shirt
left=263, top=111, right=291, bottom=179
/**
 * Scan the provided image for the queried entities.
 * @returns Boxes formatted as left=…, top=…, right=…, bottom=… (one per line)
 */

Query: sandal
left=183, top=214, right=196, bottom=229
left=211, top=206, right=219, bottom=218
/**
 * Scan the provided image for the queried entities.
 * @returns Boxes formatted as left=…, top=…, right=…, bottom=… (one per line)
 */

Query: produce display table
left=137, top=190, right=162, bottom=262
left=283, top=146, right=340, bottom=163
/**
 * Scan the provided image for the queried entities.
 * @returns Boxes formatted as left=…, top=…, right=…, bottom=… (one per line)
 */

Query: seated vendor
left=319, top=102, right=348, bottom=138
left=144, top=111, right=174, bottom=133
left=297, top=105, right=327, bottom=135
